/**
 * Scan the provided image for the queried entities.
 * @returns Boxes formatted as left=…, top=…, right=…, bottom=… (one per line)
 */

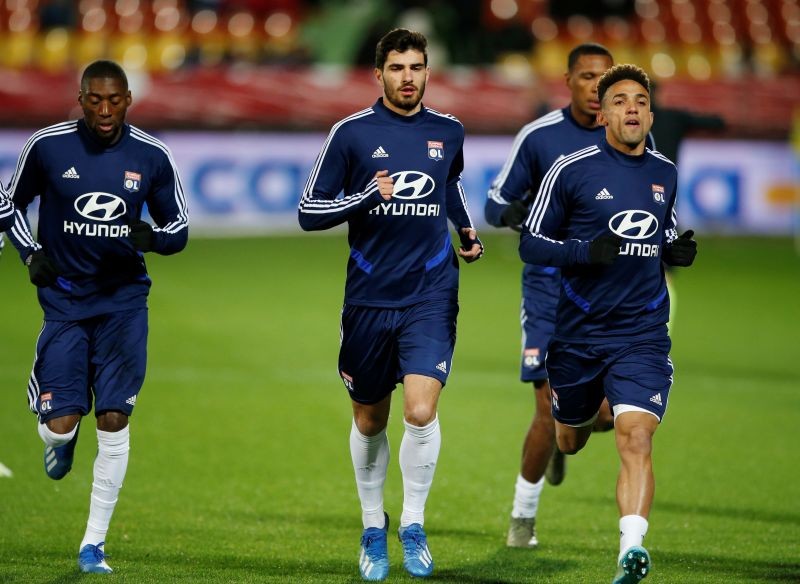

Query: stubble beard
left=384, top=80, right=426, bottom=112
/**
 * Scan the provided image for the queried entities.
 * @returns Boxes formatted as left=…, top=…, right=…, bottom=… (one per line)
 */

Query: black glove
left=130, top=220, right=154, bottom=252
left=459, top=229, right=484, bottom=262
left=663, top=229, right=697, bottom=266
left=500, top=200, right=528, bottom=230
left=25, top=250, right=59, bottom=287
left=588, top=234, right=622, bottom=265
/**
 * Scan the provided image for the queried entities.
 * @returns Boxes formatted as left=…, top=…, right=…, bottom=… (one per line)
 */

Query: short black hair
left=597, top=64, right=650, bottom=103
left=567, top=43, right=613, bottom=71
left=375, top=28, right=428, bottom=70
left=81, top=60, right=128, bottom=92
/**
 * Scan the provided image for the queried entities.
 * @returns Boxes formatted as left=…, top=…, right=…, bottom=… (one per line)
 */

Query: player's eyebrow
left=612, top=92, right=649, bottom=101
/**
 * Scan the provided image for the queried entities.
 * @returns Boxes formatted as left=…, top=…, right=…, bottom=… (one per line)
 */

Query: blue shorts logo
left=427, top=140, right=443, bottom=161
left=124, top=171, right=141, bottom=193
left=340, top=371, right=354, bottom=392
left=39, top=391, right=53, bottom=413
left=523, top=348, right=541, bottom=368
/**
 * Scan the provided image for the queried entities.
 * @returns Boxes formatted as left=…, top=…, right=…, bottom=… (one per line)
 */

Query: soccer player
left=485, top=43, right=619, bottom=548
left=4, top=60, right=188, bottom=574
left=519, top=64, right=697, bottom=583
left=298, top=28, right=482, bottom=581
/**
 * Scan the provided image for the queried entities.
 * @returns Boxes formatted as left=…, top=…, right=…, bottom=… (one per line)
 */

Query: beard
left=383, top=80, right=426, bottom=112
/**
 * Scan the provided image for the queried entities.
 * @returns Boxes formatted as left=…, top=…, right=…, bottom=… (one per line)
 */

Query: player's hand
left=500, top=200, right=528, bottom=230
left=374, top=170, right=393, bottom=201
left=25, top=250, right=59, bottom=287
left=130, top=220, right=154, bottom=252
left=458, top=228, right=484, bottom=263
left=587, top=234, right=622, bottom=265
left=663, top=229, right=697, bottom=266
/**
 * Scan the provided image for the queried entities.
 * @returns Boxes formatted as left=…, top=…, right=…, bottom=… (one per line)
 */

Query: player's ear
left=78, top=91, right=83, bottom=105
left=374, top=67, right=383, bottom=86
left=126, top=90, right=132, bottom=107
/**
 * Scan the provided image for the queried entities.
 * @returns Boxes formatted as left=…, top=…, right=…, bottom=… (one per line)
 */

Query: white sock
left=511, top=473, right=545, bottom=519
left=38, top=421, right=78, bottom=447
left=399, top=416, right=441, bottom=528
left=350, top=420, right=390, bottom=529
left=80, top=426, right=130, bottom=551
left=619, top=514, right=649, bottom=560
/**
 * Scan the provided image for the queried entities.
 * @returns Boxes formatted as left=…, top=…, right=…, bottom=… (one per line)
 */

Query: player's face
left=375, top=49, right=429, bottom=116
left=79, top=77, right=132, bottom=145
left=566, top=53, right=613, bottom=127
left=598, top=79, right=654, bottom=154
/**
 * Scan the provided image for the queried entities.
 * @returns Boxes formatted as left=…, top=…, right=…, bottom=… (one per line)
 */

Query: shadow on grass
left=655, top=500, right=800, bottom=527
left=657, top=549, right=800, bottom=583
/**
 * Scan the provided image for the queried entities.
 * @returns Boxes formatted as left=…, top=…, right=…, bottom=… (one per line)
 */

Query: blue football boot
left=359, top=513, right=389, bottom=581
left=78, top=542, right=113, bottom=574
left=398, top=523, right=434, bottom=578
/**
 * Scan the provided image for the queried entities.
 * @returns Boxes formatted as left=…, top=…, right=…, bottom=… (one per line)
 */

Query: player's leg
left=397, top=374, right=440, bottom=579
left=545, top=340, right=607, bottom=455
left=399, top=374, right=442, bottom=527
left=508, top=276, right=558, bottom=547
left=351, top=397, right=392, bottom=581
left=507, top=379, right=551, bottom=548
left=339, top=304, right=397, bottom=581
left=611, top=411, right=657, bottom=584
left=593, top=398, right=615, bottom=432
left=29, top=320, right=92, bottom=480
left=604, top=339, right=672, bottom=583
left=394, top=298, right=456, bottom=578
left=78, top=308, right=147, bottom=574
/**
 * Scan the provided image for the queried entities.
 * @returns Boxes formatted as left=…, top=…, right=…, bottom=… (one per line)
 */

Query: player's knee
left=617, top=426, right=654, bottom=457
left=555, top=433, right=586, bottom=455
left=97, top=410, right=129, bottom=433
left=403, top=403, right=436, bottom=427
left=556, top=441, right=581, bottom=455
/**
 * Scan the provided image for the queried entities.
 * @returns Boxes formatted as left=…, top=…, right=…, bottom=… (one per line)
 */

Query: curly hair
left=597, top=64, right=650, bottom=104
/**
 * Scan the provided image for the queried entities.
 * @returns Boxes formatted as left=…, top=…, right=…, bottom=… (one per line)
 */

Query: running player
left=4, top=60, right=188, bottom=574
left=519, top=63, right=697, bottom=583
left=485, top=43, right=618, bottom=548
left=298, top=28, right=482, bottom=581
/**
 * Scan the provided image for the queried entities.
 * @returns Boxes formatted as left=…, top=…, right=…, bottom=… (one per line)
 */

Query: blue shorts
left=338, top=298, right=458, bottom=405
left=546, top=337, right=673, bottom=425
left=27, top=308, right=148, bottom=422
left=520, top=266, right=559, bottom=383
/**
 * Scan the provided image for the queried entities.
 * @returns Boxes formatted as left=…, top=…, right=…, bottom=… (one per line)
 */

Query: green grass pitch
left=0, top=233, right=798, bottom=583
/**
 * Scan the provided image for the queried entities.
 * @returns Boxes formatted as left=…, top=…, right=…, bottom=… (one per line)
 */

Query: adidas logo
left=125, top=395, right=137, bottom=406
left=595, top=188, right=613, bottom=200
left=435, top=361, right=447, bottom=373
left=649, top=393, right=662, bottom=406
left=371, top=146, right=389, bottom=158
left=62, top=167, right=80, bottom=179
